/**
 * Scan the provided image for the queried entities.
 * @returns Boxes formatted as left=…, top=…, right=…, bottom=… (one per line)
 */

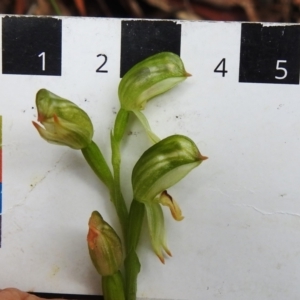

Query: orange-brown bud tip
left=199, top=154, right=208, bottom=161
left=185, top=72, right=192, bottom=77
left=158, top=255, right=165, bottom=264
left=32, top=121, right=39, bottom=129
left=166, top=249, right=172, bottom=257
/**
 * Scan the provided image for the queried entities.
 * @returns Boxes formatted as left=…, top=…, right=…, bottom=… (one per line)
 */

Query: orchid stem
left=82, top=141, right=128, bottom=235
left=125, top=200, right=145, bottom=300
left=112, top=109, right=145, bottom=300
left=110, top=133, right=128, bottom=237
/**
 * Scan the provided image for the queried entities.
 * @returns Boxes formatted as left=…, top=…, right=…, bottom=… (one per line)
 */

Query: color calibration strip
left=0, top=116, right=2, bottom=248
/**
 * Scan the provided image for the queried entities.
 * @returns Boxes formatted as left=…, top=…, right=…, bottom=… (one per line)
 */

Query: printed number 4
left=275, top=60, right=287, bottom=80
left=214, top=58, right=228, bottom=77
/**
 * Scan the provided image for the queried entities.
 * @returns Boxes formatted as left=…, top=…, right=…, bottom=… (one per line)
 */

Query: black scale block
left=239, top=23, right=300, bottom=85
left=2, top=16, right=62, bottom=76
left=120, top=20, right=181, bottom=77
left=31, top=292, right=103, bottom=299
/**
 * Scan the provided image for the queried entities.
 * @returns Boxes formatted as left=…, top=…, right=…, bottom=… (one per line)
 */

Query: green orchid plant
left=33, top=52, right=207, bottom=300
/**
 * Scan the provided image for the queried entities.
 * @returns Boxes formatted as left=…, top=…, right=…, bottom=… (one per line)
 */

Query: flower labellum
left=158, top=190, right=183, bottom=221
left=32, top=89, right=93, bottom=149
left=87, top=211, right=123, bottom=277
left=118, top=52, right=191, bottom=111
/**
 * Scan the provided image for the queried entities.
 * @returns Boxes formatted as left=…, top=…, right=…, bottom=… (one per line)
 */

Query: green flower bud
left=118, top=52, right=190, bottom=111
left=132, top=135, right=207, bottom=262
left=132, top=134, right=207, bottom=210
left=32, top=89, right=93, bottom=149
left=87, top=211, right=123, bottom=277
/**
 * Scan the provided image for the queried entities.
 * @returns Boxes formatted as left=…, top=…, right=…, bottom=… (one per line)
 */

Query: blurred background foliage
left=0, top=0, right=299, bottom=22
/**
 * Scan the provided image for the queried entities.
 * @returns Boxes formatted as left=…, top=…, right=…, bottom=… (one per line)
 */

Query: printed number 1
left=214, top=58, right=228, bottom=77
left=38, top=52, right=45, bottom=71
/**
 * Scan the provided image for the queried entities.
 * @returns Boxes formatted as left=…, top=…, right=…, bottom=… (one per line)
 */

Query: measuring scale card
left=1, top=16, right=300, bottom=300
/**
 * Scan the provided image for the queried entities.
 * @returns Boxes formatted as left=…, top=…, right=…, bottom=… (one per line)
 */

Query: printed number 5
left=275, top=60, right=287, bottom=80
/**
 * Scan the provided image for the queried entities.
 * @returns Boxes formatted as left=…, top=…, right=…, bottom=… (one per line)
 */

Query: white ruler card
left=1, top=15, right=300, bottom=300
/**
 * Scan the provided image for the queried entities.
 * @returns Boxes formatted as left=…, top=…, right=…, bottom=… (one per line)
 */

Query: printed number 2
left=275, top=60, right=287, bottom=80
left=214, top=58, right=228, bottom=77
left=96, top=54, right=108, bottom=73
left=38, top=52, right=45, bottom=71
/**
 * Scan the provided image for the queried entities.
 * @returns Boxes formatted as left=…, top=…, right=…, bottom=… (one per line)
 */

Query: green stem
left=102, top=271, right=126, bottom=300
left=81, top=141, right=128, bottom=234
left=125, top=200, right=145, bottom=300
left=110, top=133, right=128, bottom=236
left=81, top=141, right=114, bottom=192
left=114, top=108, right=130, bottom=143
left=124, top=250, right=141, bottom=300
left=112, top=109, right=145, bottom=300
left=110, top=108, right=130, bottom=237
left=127, top=200, right=145, bottom=251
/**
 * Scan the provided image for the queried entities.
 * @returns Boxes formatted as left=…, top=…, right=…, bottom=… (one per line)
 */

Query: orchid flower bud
left=118, top=52, right=190, bottom=112
left=87, top=211, right=123, bottom=276
left=132, top=135, right=207, bottom=262
left=32, top=89, right=93, bottom=149
left=132, top=135, right=207, bottom=207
